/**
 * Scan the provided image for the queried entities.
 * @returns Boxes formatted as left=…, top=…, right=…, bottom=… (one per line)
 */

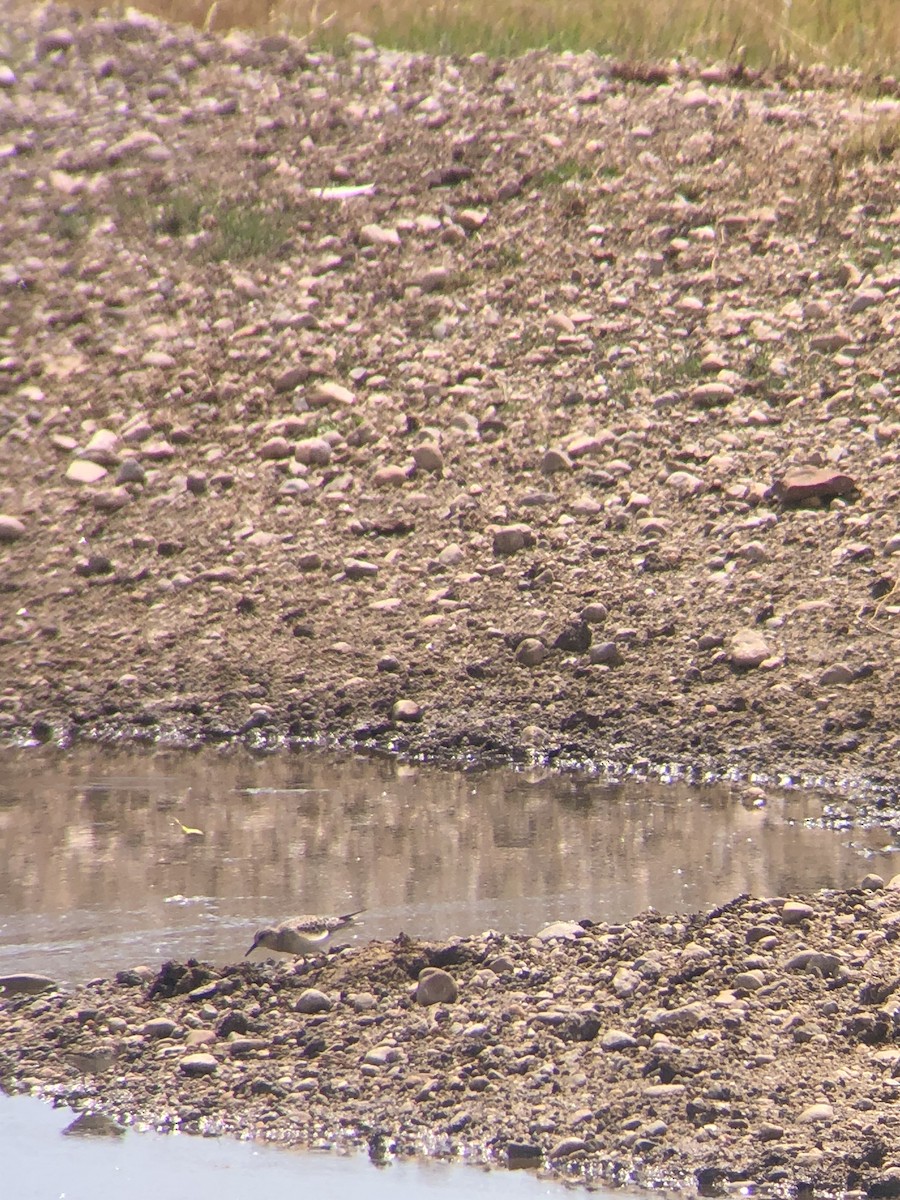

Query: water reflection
left=1, top=1094, right=568, bottom=1200
left=0, top=748, right=894, bottom=982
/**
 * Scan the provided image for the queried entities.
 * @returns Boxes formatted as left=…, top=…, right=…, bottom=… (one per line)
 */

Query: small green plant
left=54, top=207, right=93, bottom=241
left=72, top=0, right=900, bottom=71
left=114, top=184, right=294, bottom=262
left=673, top=353, right=706, bottom=383
left=534, top=158, right=595, bottom=189
left=154, top=190, right=205, bottom=236
left=208, top=200, right=294, bottom=261
left=747, top=346, right=772, bottom=378
left=488, top=243, right=524, bottom=271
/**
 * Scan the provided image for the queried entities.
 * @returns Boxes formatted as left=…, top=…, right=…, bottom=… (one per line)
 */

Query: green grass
left=534, top=158, right=596, bottom=190
left=54, top=207, right=95, bottom=241
left=83, top=0, right=900, bottom=71
left=113, top=185, right=295, bottom=262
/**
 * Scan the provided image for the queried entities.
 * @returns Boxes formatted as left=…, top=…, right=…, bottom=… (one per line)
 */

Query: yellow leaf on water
left=171, top=819, right=204, bottom=838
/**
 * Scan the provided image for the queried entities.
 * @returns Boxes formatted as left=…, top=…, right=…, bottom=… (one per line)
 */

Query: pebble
left=259, top=436, right=292, bottom=460
left=310, top=381, right=355, bottom=407
left=0, top=973, right=55, bottom=996
left=729, top=628, right=771, bottom=669
left=810, top=330, right=853, bottom=352
left=515, top=638, right=548, bottom=667
left=798, top=1102, right=834, bottom=1124
left=492, top=525, right=534, bottom=556
left=295, top=988, right=332, bottom=1014
left=392, top=699, right=422, bottom=722
left=373, top=465, right=408, bottom=486
left=549, top=1137, right=587, bottom=1158
left=416, top=968, right=458, bottom=1005
left=691, top=382, right=735, bottom=407
left=818, top=663, right=854, bottom=686
left=860, top=874, right=884, bottom=891
left=541, top=448, right=572, bottom=474
left=589, top=642, right=623, bottom=666
left=581, top=603, right=608, bottom=624
left=733, top=970, right=765, bottom=991
left=553, top=622, right=591, bottom=653
left=648, top=1002, right=706, bottom=1032
left=412, top=442, right=443, bottom=473
left=771, top=468, right=857, bottom=503
left=116, top=458, right=145, bottom=484
left=755, top=1123, right=785, bottom=1141
left=664, top=470, right=705, bottom=496
left=506, top=1142, right=542, bottom=1165
left=364, top=1044, right=402, bottom=1065
left=535, top=921, right=585, bottom=942
left=179, top=1053, right=217, bottom=1077
left=343, top=558, right=379, bottom=579
left=785, top=951, right=841, bottom=976
left=781, top=901, right=815, bottom=925
left=359, top=223, right=401, bottom=247
left=143, top=1018, right=178, bottom=1038
left=848, top=288, right=884, bottom=314
left=0, top=515, right=26, bottom=542
left=66, top=459, right=107, bottom=484
left=601, top=1029, right=638, bottom=1051
left=294, top=437, right=332, bottom=466
left=83, top=429, right=120, bottom=465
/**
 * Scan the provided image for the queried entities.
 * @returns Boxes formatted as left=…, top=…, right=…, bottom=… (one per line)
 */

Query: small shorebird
left=64, top=1043, right=121, bottom=1079
left=245, top=910, right=365, bottom=958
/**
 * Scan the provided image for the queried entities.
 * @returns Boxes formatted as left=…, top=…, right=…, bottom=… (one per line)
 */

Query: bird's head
left=245, top=928, right=275, bottom=957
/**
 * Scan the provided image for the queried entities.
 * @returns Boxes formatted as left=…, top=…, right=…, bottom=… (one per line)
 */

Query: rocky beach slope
left=0, top=5, right=897, bottom=792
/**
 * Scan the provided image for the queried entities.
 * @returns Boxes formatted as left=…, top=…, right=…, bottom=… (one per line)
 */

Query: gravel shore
left=0, top=5, right=898, bottom=793
left=5, top=884, right=900, bottom=1196
left=1, top=10, right=899, bottom=1193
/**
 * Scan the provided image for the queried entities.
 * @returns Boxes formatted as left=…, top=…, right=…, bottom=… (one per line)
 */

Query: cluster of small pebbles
left=0, top=3, right=898, bottom=788
left=6, top=884, right=900, bottom=1196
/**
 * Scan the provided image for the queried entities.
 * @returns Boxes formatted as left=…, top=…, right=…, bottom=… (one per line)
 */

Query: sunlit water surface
left=0, top=746, right=893, bottom=983
left=0, top=1093, right=576, bottom=1200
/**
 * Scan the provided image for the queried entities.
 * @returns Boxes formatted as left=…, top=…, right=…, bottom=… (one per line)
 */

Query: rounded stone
left=66, top=459, right=107, bottom=484
left=781, top=901, right=814, bottom=925
left=415, top=968, right=458, bottom=1006
left=0, top=515, right=26, bottom=542
left=294, top=437, right=332, bottom=466
left=295, top=988, right=333, bottom=1014
left=515, top=638, right=548, bottom=667
left=179, top=1053, right=217, bottom=1076
left=589, top=641, right=623, bottom=666
left=730, top=628, right=771, bottom=669
left=412, top=442, right=443, bottom=473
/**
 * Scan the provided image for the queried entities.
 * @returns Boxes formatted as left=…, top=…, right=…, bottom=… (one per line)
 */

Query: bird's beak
left=244, top=939, right=256, bottom=957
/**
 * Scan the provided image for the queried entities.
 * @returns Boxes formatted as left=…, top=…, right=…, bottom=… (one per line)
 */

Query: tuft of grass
left=673, top=353, right=706, bottom=383
left=208, top=199, right=294, bottom=260
left=76, top=0, right=900, bottom=71
left=154, top=190, right=206, bottom=236
left=534, top=158, right=595, bottom=189
left=113, top=185, right=294, bottom=261
left=54, top=206, right=95, bottom=241
left=835, top=112, right=900, bottom=166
